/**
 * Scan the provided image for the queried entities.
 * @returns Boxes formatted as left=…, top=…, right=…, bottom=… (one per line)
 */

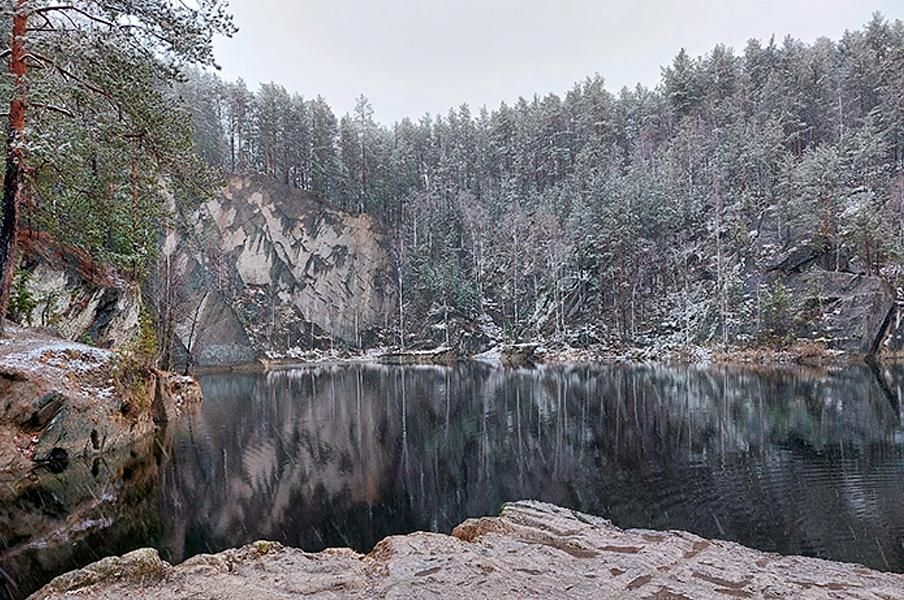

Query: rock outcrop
left=30, top=500, right=904, bottom=599
left=877, top=297, right=904, bottom=359
left=0, top=332, right=143, bottom=478
left=163, top=174, right=396, bottom=367
left=13, top=176, right=397, bottom=368
left=15, top=234, right=141, bottom=350
left=0, top=329, right=201, bottom=483
left=407, top=304, right=500, bottom=357
left=783, top=269, right=897, bottom=356
left=378, top=347, right=457, bottom=365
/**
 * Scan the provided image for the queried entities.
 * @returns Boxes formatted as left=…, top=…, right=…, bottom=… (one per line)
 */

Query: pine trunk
left=0, top=1, right=28, bottom=334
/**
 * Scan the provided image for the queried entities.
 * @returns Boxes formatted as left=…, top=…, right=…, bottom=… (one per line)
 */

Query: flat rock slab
left=30, top=501, right=904, bottom=599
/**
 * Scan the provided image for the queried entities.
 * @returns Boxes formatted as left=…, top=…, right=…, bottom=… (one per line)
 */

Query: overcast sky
left=212, top=0, right=903, bottom=124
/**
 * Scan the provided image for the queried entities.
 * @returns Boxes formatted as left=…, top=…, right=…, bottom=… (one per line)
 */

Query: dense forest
left=4, top=5, right=903, bottom=352
left=179, top=13, right=904, bottom=349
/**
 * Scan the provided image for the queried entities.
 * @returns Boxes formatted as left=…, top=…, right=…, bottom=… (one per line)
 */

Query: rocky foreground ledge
left=31, top=501, right=904, bottom=599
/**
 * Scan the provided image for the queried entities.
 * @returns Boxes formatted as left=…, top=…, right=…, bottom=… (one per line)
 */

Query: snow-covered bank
left=215, top=336, right=878, bottom=373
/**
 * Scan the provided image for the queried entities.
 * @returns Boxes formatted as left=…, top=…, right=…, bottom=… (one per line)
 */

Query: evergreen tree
left=176, top=13, right=904, bottom=348
left=0, top=0, right=235, bottom=329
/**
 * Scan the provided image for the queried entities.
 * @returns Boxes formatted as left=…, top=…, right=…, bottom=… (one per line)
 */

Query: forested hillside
left=180, top=14, right=904, bottom=352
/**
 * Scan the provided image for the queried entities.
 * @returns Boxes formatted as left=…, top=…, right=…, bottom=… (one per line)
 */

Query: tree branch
left=26, top=52, right=111, bottom=99
left=30, top=5, right=117, bottom=28
left=30, top=102, right=75, bottom=118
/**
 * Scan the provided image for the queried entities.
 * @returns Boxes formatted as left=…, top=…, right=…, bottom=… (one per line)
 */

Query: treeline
left=181, top=14, right=904, bottom=346
left=0, top=1, right=234, bottom=345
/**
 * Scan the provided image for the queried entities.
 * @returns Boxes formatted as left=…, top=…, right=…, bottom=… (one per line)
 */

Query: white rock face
left=19, top=243, right=141, bottom=350
left=16, top=175, right=396, bottom=366
left=166, top=175, right=396, bottom=365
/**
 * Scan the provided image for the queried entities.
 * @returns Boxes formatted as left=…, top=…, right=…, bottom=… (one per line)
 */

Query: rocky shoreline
left=0, top=328, right=204, bottom=599
left=0, top=327, right=202, bottom=484
left=29, top=500, right=904, bottom=599
left=197, top=338, right=896, bottom=375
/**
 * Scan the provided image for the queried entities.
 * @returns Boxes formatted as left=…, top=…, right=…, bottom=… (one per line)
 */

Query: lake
left=4, top=362, right=904, bottom=598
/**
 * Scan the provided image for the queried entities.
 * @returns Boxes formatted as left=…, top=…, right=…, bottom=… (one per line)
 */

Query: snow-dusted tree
left=0, top=0, right=235, bottom=331
left=170, top=13, right=904, bottom=348
left=224, top=78, right=255, bottom=173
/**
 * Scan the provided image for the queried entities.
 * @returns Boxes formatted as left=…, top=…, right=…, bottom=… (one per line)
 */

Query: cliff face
left=15, top=235, right=141, bottom=350
left=780, top=269, right=898, bottom=356
left=164, top=175, right=396, bottom=367
left=14, top=175, right=902, bottom=364
left=13, top=176, right=396, bottom=367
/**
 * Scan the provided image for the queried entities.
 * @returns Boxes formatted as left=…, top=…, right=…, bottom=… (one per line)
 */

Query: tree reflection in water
left=4, top=362, right=904, bottom=599
left=164, top=363, right=904, bottom=571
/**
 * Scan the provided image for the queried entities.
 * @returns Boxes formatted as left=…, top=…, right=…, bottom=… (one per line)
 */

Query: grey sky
left=213, top=0, right=903, bottom=124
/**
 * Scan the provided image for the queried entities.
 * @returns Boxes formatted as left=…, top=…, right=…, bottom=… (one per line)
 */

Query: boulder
left=0, top=329, right=200, bottom=484
left=499, top=343, right=540, bottom=366
left=378, top=347, right=457, bottom=365
left=30, top=500, right=904, bottom=599
left=152, top=371, right=203, bottom=424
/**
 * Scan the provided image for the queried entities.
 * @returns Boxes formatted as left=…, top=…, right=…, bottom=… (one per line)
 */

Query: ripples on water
left=3, top=362, right=904, bottom=597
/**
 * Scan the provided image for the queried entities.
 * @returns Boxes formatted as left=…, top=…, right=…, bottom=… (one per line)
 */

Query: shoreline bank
left=190, top=340, right=900, bottom=375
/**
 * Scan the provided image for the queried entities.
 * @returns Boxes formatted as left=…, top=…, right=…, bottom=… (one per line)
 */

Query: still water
left=4, top=362, right=904, bottom=598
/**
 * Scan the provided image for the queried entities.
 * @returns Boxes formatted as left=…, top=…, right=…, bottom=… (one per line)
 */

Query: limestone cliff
left=163, top=175, right=396, bottom=367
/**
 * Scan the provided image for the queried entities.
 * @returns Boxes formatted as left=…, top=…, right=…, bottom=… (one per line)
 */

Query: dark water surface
left=4, top=362, right=904, bottom=597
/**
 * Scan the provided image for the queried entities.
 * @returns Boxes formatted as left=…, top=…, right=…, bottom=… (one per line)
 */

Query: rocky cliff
left=13, top=176, right=903, bottom=364
left=162, top=175, right=396, bottom=367
left=14, top=235, right=142, bottom=350
left=12, top=176, right=397, bottom=368
left=763, top=245, right=904, bottom=358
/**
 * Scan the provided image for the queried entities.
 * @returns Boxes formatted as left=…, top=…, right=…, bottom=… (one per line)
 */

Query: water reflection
left=0, top=434, right=167, bottom=599
left=4, top=362, right=904, bottom=598
left=165, top=363, right=904, bottom=569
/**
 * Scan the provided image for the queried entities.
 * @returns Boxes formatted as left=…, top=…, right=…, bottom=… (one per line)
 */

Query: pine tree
left=0, top=0, right=235, bottom=331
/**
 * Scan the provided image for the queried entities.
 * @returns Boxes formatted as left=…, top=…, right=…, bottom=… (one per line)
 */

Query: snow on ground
left=472, top=346, right=502, bottom=362
left=0, top=340, right=112, bottom=374
left=0, top=339, right=117, bottom=400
